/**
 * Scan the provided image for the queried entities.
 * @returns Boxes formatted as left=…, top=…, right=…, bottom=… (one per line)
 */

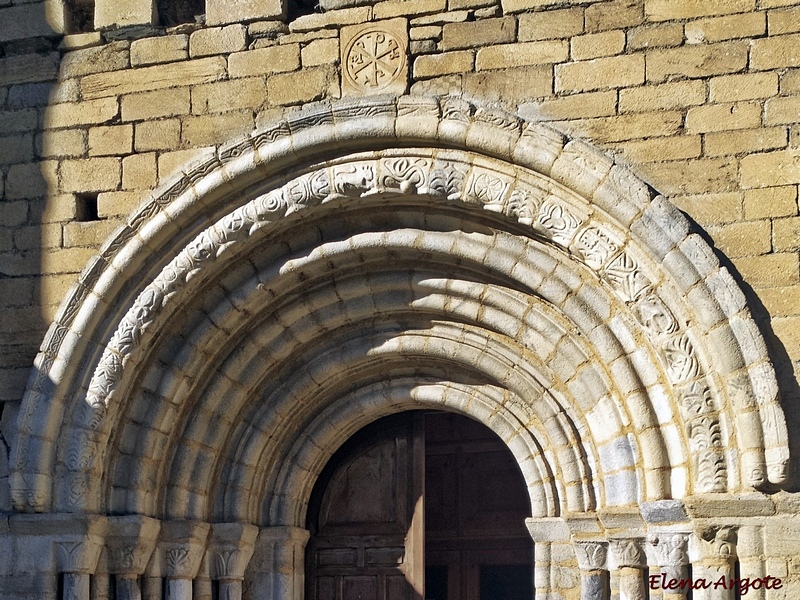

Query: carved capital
left=54, top=540, right=102, bottom=574
left=698, top=526, right=737, bottom=562
left=47, top=515, right=108, bottom=574
left=158, top=520, right=211, bottom=579
left=572, top=539, right=607, bottom=571
left=648, top=532, right=689, bottom=567
left=105, top=515, right=161, bottom=576
left=608, top=538, right=645, bottom=569
left=208, top=522, right=259, bottom=580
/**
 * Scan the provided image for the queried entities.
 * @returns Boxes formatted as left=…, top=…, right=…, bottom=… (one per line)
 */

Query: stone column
left=608, top=538, right=646, bottom=600
left=573, top=539, right=609, bottom=600
left=694, top=527, right=737, bottom=600
left=649, top=532, right=690, bottom=600
left=91, top=546, right=111, bottom=600
left=193, top=578, right=212, bottom=600
left=142, top=575, right=162, bottom=600
left=736, top=525, right=766, bottom=600
left=206, top=523, right=260, bottom=600
left=106, top=516, right=161, bottom=600
left=158, top=521, right=211, bottom=600
left=52, top=516, right=108, bottom=600
left=91, top=573, right=111, bottom=600
left=526, top=517, right=575, bottom=598
left=246, top=526, right=310, bottom=600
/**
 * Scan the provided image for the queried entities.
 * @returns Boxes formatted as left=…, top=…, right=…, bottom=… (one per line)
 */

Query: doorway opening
left=305, top=412, right=533, bottom=600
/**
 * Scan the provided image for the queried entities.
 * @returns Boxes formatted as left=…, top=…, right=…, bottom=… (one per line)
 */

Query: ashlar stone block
left=319, top=0, right=374, bottom=8
left=206, top=0, right=286, bottom=26
left=130, top=34, right=188, bottom=66
left=95, top=0, right=156, bottom=30
left=0, top=4, right=59, bottom=43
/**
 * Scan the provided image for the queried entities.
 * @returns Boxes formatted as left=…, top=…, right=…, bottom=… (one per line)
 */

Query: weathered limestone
left=206, top=0, right=286, bottom=26
left=228, top=45, right=300, bottom=77
left=340, top=19, right=408, bottom=96
left=646, top=42, right=749, bottom=81
left=189, top=25, right=248, bottom=57
left=246, top=527, right=310, bottom=600
left=94, top=0, right=156, bottom=30
left=158, top=522, right=211, bottom=600
left=476, top=40, right=569, bottom=70
left=80, top=57, right=227, bottom=99
left=105, top=516, right=161, bottom=600
left=556, top=54, right=645, bottom=92
left=208, top=524, right=260, bottom=600
left=0, top=3, right=60, bottom=42
left=130, top=35, right=189, bottom=66
left=3, top=0, right=800, bottom=598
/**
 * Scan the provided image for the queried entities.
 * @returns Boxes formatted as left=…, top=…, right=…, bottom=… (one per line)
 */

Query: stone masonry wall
left=1, top=0, right=799, bottom=508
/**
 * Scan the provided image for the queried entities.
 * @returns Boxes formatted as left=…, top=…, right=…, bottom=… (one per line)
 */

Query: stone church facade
left=1, top=0, right=800, bottom=598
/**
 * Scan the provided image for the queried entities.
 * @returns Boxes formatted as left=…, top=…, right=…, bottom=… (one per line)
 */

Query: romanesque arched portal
left=9, top=96, right=789, bottom=600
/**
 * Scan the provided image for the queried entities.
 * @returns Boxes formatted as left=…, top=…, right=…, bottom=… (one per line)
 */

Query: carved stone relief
left=698, top=526, right=737, bottom=561
left=648, top=533, right=689, bottom=567
left=573, top=540, right=608, bottom=571
left=340, top=19, right=408, bottom=97
left=12, top=96, right=788, bottom=516
left=63, top=150, right=733, bottom=508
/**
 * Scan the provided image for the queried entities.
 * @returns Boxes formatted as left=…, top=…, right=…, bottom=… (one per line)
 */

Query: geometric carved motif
left=603, top=252, right=651, bottom=302
left=574, top=226, right=619, bottom=270
left=341, top=19, right=408, bottom=97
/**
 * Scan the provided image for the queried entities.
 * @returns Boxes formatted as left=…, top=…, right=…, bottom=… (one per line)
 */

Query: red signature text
left=649, top=573, right=783, bottom=594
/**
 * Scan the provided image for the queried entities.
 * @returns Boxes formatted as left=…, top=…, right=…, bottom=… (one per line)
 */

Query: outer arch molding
left=10, top=95, right=789, bottom=516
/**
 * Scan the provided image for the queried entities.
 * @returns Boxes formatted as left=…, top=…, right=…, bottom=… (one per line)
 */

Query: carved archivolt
left=10, top=96, right=788, bottom=516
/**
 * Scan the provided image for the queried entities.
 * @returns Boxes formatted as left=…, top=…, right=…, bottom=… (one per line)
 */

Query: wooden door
left=424, top=413, right=533, bottom=600
left=306, top=412, right=532, bottom=600
left=306, top=413, right=425, bottom=600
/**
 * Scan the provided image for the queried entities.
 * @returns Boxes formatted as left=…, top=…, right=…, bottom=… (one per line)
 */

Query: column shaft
left=533, top=541, right=552, bottom=597
left=618, top=567, right=645, bottom=600
left=697, top=563, right=735, bottom=600
left=63, top=573, right=90, bottom=600
left=661, top=564, right=690, bottom=600
left=142, top=576, right=162, bottom=600
left=116, top=576, right=143, bottom=600
left=219, top=580, right=243, bottom=600
left=166, top=578, right=192, bottom=600
left=194, top=577, right=212, bottom=600
left=92, top=573, right=111, bottom=600
left=581, top=570, right=609, bottom=600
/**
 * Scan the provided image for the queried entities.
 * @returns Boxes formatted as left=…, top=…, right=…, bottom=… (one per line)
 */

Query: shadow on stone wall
left=0, top=0, right=63, bottom=511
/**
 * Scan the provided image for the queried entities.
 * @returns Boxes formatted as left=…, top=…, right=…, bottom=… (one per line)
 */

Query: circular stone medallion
left=344, top=27, right=406, bottom=92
